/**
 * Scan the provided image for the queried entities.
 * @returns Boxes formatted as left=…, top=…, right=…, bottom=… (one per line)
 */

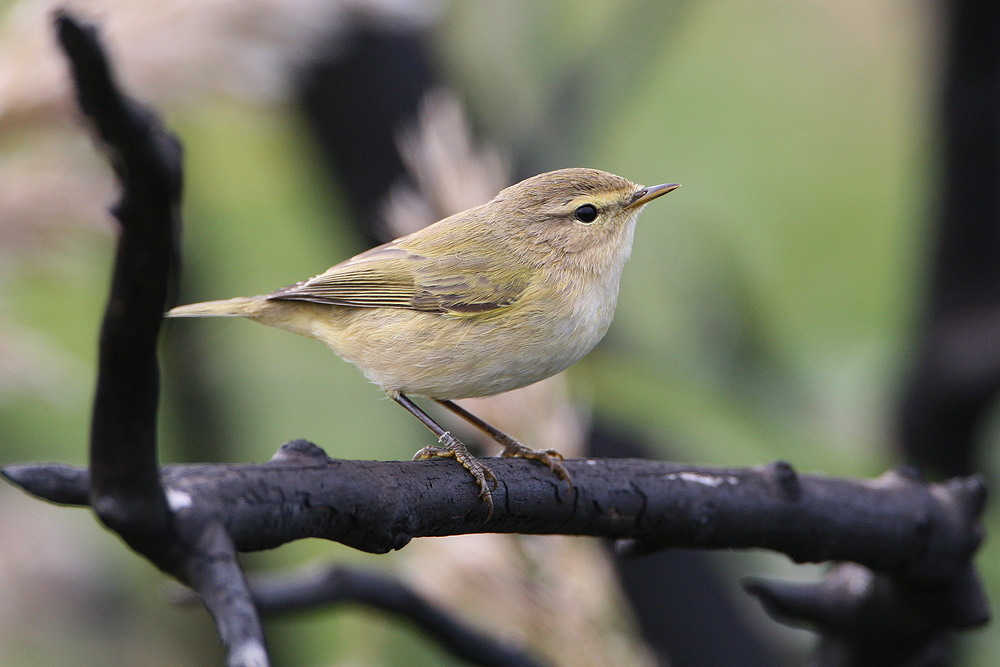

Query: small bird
left=167, top=168, right=678, bottom=515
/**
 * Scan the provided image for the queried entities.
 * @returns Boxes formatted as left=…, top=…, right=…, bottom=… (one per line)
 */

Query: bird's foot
left=413, top=432, right=498, bottom=519
left=500, top=442, right=573, bottom=490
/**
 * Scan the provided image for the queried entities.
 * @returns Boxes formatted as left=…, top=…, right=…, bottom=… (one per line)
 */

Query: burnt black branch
left=49, top=11, right=267, bottom=666
left=166, top=559, right=547, bottom=667
left=4, top=443, right=990, bottom=664
left=3, top=448, right=986, bottom=583
left=745, top=562, right=989, bottom=667
left=898, top=0, right=1000, bottom=476
left=248, top=564, right=545, bottom=667
left=55, top=9, right=180, bottom=544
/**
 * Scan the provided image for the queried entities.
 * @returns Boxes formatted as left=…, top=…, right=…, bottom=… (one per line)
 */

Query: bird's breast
left=273, top=264, right=622, bottom=400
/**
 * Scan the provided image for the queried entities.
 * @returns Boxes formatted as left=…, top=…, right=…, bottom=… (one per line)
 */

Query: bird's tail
left=166, top=296, right=262, bottom=318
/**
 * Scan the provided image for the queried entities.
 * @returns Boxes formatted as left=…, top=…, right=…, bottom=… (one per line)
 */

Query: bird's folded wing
left=267, top=242, right=529, bottom=315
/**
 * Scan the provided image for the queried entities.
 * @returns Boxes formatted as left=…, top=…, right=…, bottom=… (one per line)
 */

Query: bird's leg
left=392, top=393, right=497, bottom=517
left=434, top=399, right=572, bottom=489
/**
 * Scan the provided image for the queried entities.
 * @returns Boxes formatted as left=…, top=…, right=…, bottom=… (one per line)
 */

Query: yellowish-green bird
left=167, top=168, right=678, bottom=515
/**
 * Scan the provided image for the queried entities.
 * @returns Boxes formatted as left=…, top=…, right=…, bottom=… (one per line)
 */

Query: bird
left=167, top=168, right=678, bottom=516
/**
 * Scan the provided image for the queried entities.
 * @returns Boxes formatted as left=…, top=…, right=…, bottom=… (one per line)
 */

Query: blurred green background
left=1, top=1, right=995, bottom=665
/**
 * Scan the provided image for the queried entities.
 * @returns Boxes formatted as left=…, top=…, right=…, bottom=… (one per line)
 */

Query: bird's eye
left=574, top=204, right=598, bottom=223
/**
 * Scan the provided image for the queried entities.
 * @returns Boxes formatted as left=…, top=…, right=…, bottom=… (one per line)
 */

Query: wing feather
left=267, top=240, right=529, bottom=315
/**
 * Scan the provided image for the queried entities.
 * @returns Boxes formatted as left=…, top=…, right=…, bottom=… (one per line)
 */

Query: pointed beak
left=626, top=182, right=680, bottom=209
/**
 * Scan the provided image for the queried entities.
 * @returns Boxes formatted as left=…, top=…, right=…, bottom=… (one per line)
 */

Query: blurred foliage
left=2, top=1, right=998, bottom=665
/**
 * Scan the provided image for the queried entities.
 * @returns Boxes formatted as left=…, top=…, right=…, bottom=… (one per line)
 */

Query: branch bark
left=3, top=445, right=990, bottom=663
left=49, top=11, right=266, bottom=666
left=1, top=447, right=986, bottom=577
left=56, top=9, right=178, bottom=542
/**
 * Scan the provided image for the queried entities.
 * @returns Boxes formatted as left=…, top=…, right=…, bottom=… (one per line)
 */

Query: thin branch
left=744, top=561, right=989, bottom=667
left=899, top=0, right=1000, bottom=476
left=182, top=522, right=269, bottom=667
left=169, top=561, right=547, bottom=666
left=55, top=7, right=178, bottom=550
left=50, top=11, right=267, bottom=666
left=248, top=565, right=545, bottom=667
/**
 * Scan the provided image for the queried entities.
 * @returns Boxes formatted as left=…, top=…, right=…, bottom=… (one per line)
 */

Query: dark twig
left=50, top=11, right=267, bottom=666
left=744, top=561, right=989, bottom=667
left=180, top=521, right=268, bottom=667
left=55, top=9, right=178, bottom=545
left=247, top=565, right=545, bottom=667
left=898, top=0, right=1000, bottom=476
left=169, top=562, right=546, bottom=666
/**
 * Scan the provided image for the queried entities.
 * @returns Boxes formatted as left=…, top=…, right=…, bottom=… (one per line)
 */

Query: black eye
left=574, top=204, right=598, bottom=223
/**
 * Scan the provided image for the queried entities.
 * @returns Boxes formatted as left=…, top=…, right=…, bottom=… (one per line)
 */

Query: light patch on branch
left=665, top=472, right=739, bottom=487
left=166, top=488, right=194, bottom=511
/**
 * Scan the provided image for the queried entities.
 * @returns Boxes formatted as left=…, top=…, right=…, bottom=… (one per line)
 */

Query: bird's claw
left=501, top=443, right=573, bottom=489
left=413, top=432, right=497, bottom=519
